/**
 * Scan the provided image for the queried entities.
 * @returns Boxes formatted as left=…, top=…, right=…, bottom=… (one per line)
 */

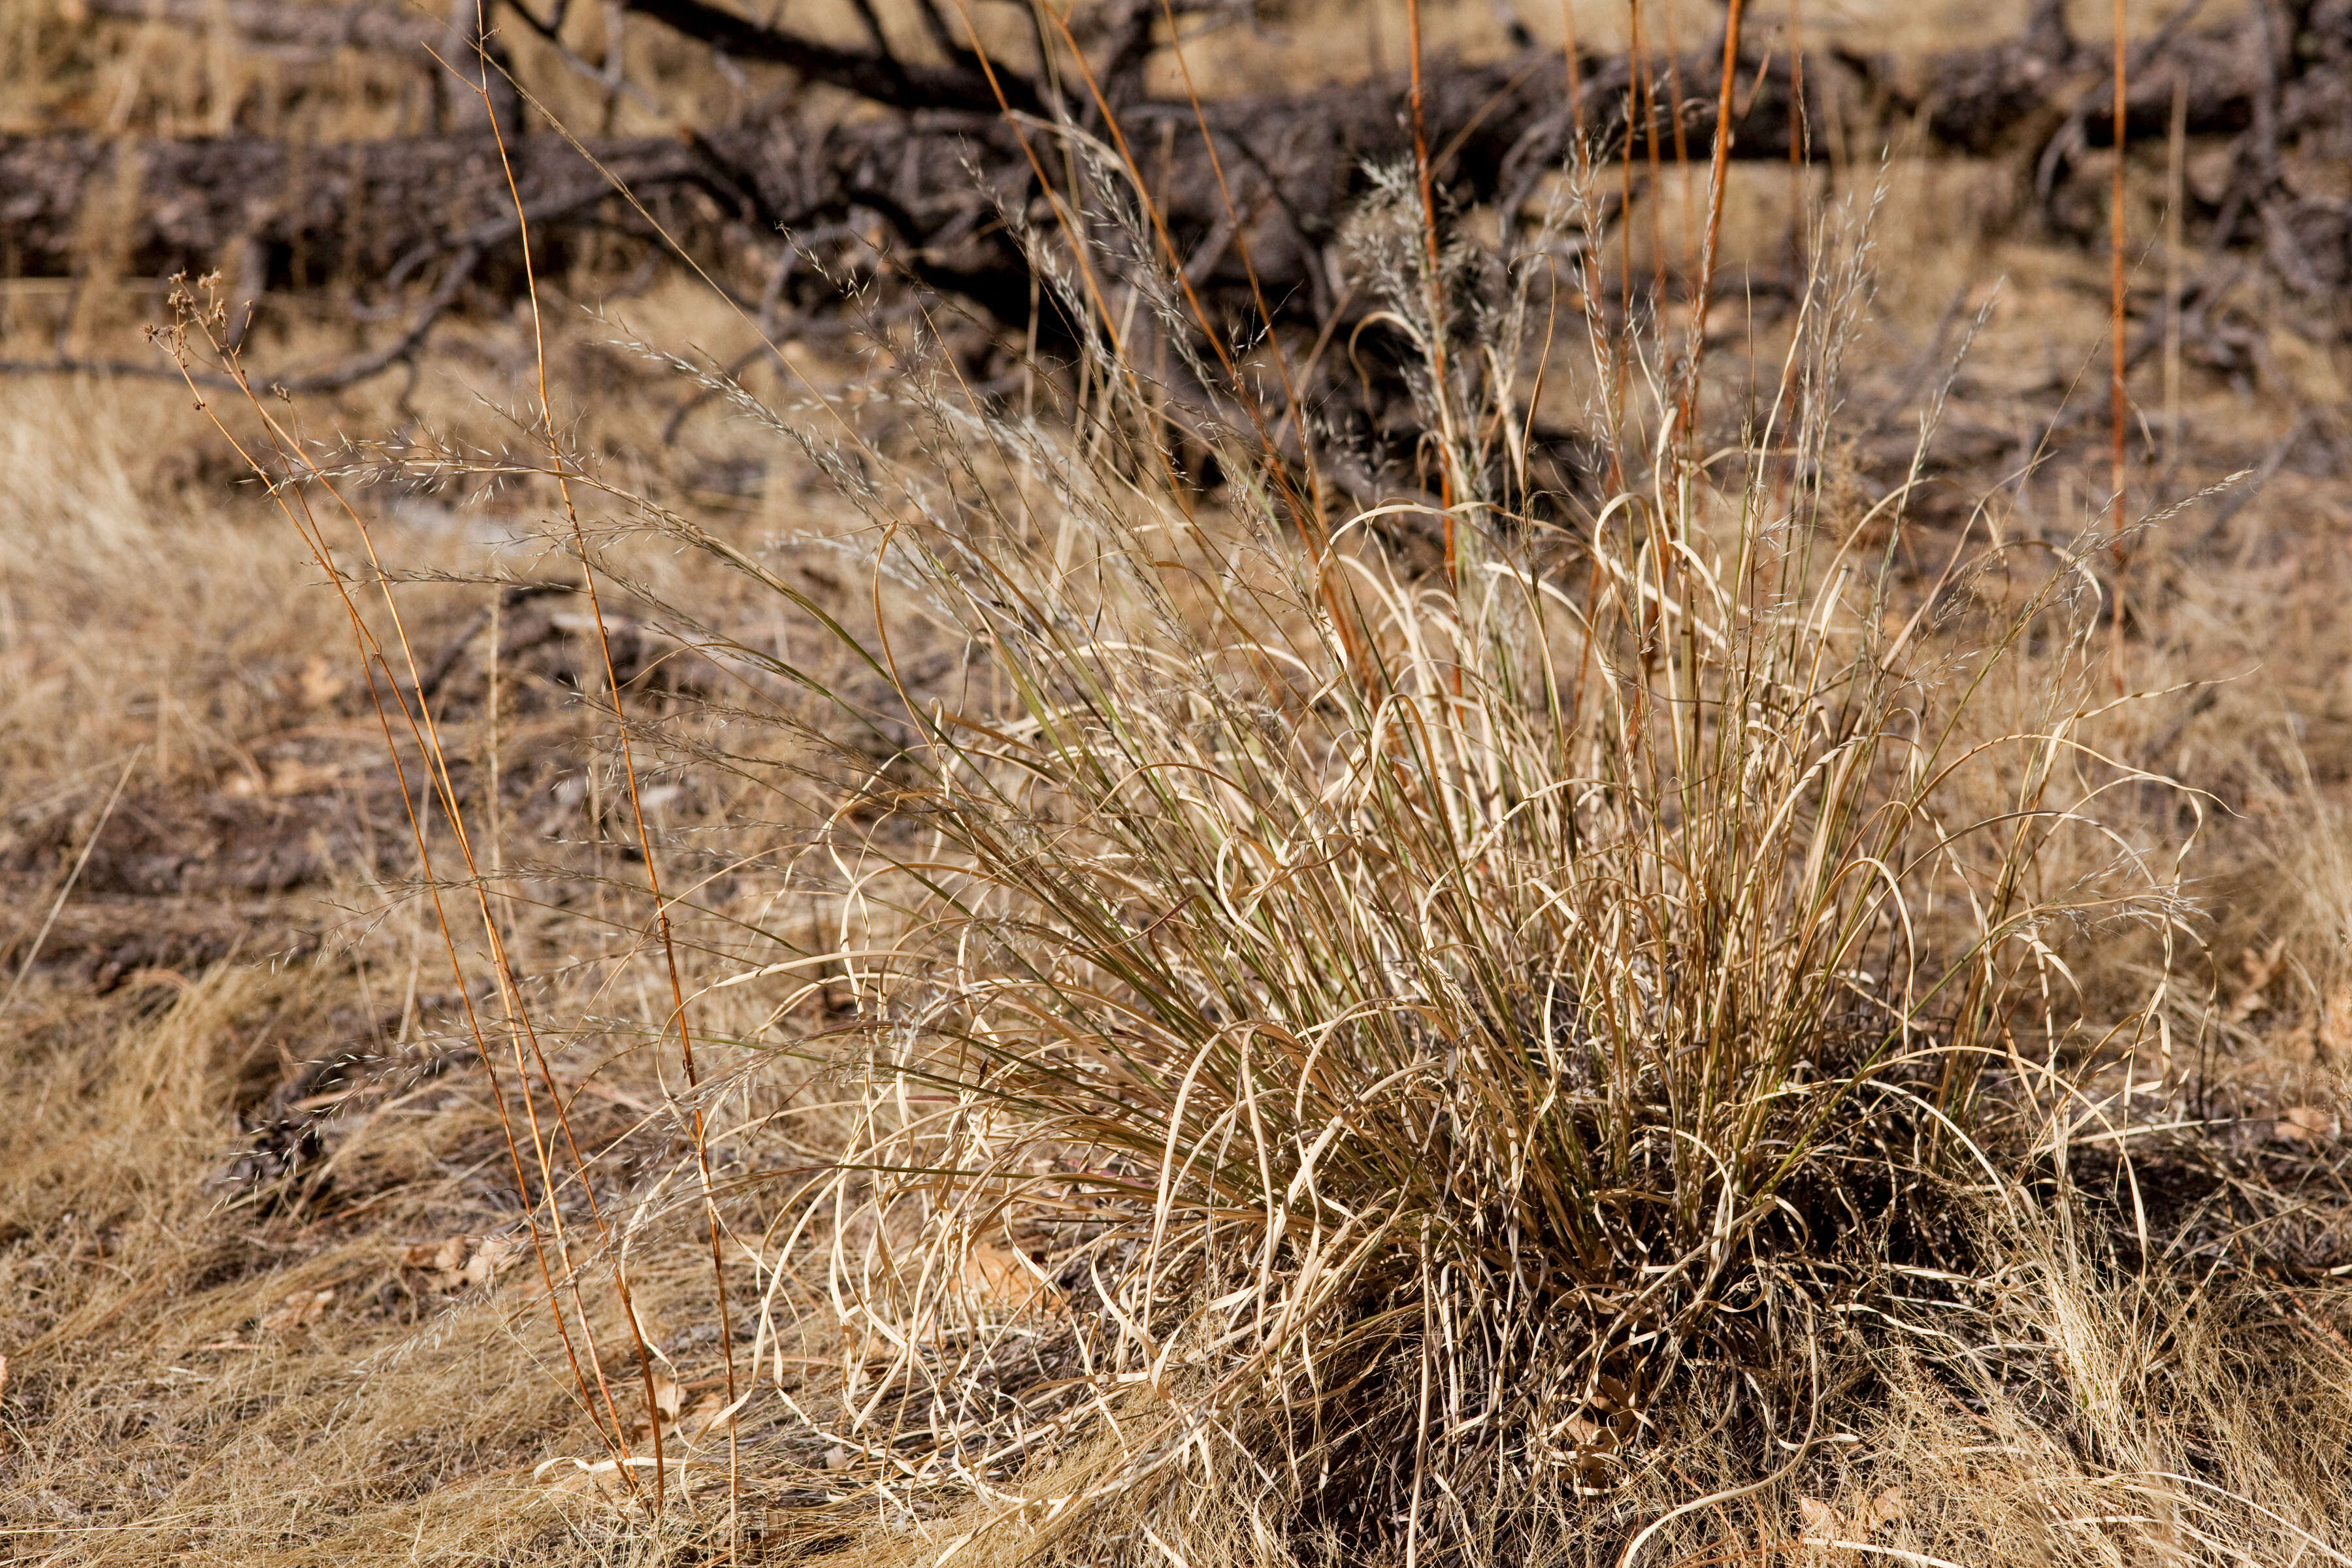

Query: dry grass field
left=3, top=1, right=2351, bottom=1564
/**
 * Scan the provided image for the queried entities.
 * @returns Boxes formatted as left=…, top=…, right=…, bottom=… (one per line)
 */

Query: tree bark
left=8, top=15, right=2329, bottom=280
left=10, top=1, right=2346, bottom=389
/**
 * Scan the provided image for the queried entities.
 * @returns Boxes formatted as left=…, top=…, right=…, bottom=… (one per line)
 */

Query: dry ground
left=4, top=3, right=2352, bottom=1564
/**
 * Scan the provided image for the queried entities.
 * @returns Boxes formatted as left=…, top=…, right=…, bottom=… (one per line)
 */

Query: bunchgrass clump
left=591, top=166, right=2213, bottom=1565
left=125, top=76, right=2352, bottom=1562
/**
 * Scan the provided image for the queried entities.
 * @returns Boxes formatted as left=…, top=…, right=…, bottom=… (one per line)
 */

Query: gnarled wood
left=9, top=0, right=2346, bottom=414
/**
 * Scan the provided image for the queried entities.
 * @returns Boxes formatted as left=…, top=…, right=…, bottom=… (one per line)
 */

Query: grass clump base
left=90, top=141, right=2352, bottom=1568
left=557, top=188, right=2347, bottom=1568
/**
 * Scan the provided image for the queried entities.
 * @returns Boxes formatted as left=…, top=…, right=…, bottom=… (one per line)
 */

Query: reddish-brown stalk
left=1406, top=0, right=1460, bottom=588
left=1633, top=1, right=1669, bottom=325
left=1624, top=1, right=1669, bottom=737
left=1682, top=0, right=1748, bottom=449
left=238, top=135, right=666, bottom=1492
left=1019, top=0, right=1373, bottom=673
left=1152, top=0, right=1322, bottom=497
left=187, top=254, right=648, bottom=1461
left=468, top=63, right=695, bottom=1517
left=159, top=311, right=640, bottom=1479
left=2164, top=74, right=2187, bottom=465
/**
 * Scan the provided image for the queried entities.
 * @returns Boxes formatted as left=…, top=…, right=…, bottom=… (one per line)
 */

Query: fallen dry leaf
left=1797, top=1487, right=1904, bottom=1542
left=2274, top=1104, right=2340, bottom=1144
left=259, top=1286, right=335, bottom=1335
left=295, top=655, right=346, bottom=708
left=2319, top=985, right=2352, bottom=1056
left=463, top=1235, right=525, bottom=1288
left=627, top=1372, right=740, bottom=1446
left=401, top=1233, right=527, bottom=1293
left=222, top=757, right=343, bottom=798
left=535, top=1456, right=640, bottom=1507
left=1552, top=1413, right=1620, bottom=1482
left=1560, top=1412, right=1622, bottom=1450
left=677, top=1393, right=729, bottom=1440
left=960, top=1240, right=1064, bottom=1315
left=403, top=1237, right=467, bottom=1275
left=2230, top=938, right=2288, bottom=1022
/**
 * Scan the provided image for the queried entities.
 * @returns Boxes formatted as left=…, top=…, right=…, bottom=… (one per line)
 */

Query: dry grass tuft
left=431, top=157, right=2347, bottom=1565
left=6, top=12, right=2352, bottom=1565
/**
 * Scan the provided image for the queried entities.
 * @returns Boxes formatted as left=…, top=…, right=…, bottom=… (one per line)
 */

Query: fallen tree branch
left=11, top=1, right=2345, bottom=448
left=34, top=0, right=2345, bottom=291
left=78, top=0, right=457, bottom=57
left=76, top=0, right=1036, bottom=112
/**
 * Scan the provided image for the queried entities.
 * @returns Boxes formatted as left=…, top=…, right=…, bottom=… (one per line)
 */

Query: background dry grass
left=3, top=1, right=2351, bottom=1563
